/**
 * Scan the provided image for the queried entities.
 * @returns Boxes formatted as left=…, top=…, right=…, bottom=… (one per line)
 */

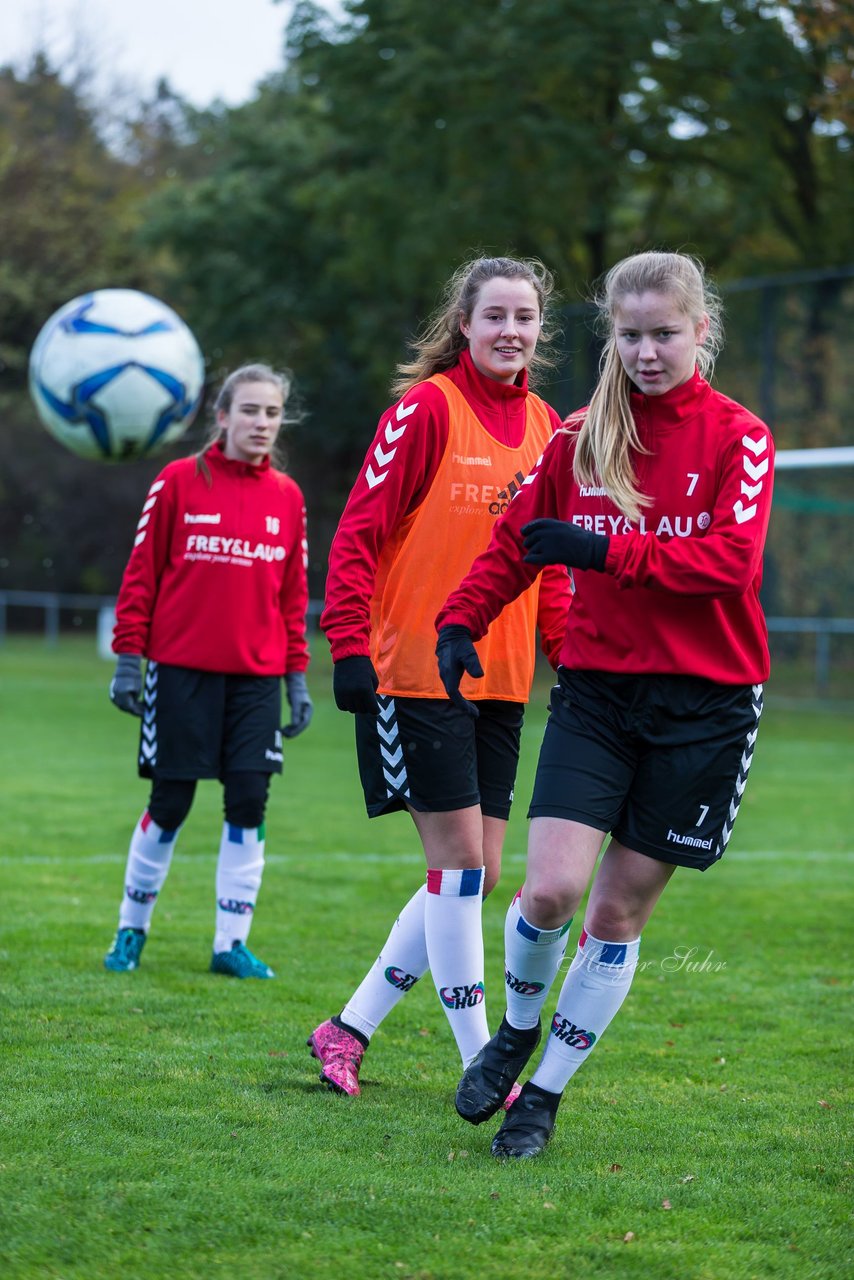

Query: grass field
left=1, top=636, right=852, bottom=1279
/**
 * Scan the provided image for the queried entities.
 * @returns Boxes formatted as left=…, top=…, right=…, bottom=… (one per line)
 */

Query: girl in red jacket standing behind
left=437, top=251, right=774, bottom=1159
left=104, top=363, right=312, bottom=979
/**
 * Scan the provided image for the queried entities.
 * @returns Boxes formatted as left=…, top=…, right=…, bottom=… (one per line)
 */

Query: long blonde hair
left=391, top=255, right=557, bottom=399
left=573, top=251, right=723, bottom=522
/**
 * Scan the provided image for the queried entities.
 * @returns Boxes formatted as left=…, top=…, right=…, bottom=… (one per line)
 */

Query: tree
left=0, top=58, right=197, bottom=598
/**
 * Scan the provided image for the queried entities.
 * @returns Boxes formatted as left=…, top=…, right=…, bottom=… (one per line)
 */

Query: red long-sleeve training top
left=113, top=441, right=310, bottom=676
left=438, top=371, right=773, bottom=685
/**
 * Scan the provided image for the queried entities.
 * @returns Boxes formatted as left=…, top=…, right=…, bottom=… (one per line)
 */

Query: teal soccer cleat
left=210, top=941, right=275, bottom=979
left=104, top=927, right=146, bottom=972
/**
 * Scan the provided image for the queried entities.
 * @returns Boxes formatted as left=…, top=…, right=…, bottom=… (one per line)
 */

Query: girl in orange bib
left=308, top=257, right=570, bottom=1098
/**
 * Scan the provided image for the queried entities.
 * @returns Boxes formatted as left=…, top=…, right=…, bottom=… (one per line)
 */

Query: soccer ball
left=28, top=288, right=206, bottom=462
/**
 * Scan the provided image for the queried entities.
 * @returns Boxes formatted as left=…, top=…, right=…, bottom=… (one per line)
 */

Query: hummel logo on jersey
left=184, top=512, right=221, bottom=524
left=452, top=453, right=493, bottom=466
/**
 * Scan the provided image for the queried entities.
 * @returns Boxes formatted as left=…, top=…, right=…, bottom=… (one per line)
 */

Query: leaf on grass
left=662, top=1199, right=672, bottom=1210
left=720, top=1084, right=728, bottom=1092
left=669, top=1022, right=684, bottom=1028
left=665, top=1039, right=675, bottom=1047
left=679, top=1174, right=695, bottom=1183
left=418, top=1028, right=431, bottom=1037
left=609, top=1164, right=623, bottom=1173
left=715, top=1056, right=726, bottom=1065
left=623, top=1231, right=635, bottom=1243
left=490, top=1192, right=500, bottom=1200
left=544, top=1202, right=556, bottom=1210
left=818, top=1099, right=832, bottom=1109
left=267, top=1049, right=288, bottom=1057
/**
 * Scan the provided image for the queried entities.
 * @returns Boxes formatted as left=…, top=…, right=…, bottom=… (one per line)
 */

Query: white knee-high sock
left=214, top=822, right=265, bottom=952
left=530, top=929, right=641, bottom=1095
left=424, top=867, right=489, bottom=1068
left=118, top=810, right=179, bottom=931
left=341, top=884, right=430, bottom=1040
left=503, top=890, right=572, bottom=1031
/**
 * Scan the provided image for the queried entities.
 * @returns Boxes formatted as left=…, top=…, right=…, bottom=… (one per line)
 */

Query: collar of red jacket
left=629, top=368, right=713, bottom=433
left=450, top=347, right=530, bottom=410
left=207, top=439, right=272, bottom=478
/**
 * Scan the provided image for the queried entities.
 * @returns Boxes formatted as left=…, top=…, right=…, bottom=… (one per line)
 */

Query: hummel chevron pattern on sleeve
left=365, top=401, right=419, bottom=490
left=134, top=480, right=165, bottom=547
left=734, top=433, right=770, bottom=525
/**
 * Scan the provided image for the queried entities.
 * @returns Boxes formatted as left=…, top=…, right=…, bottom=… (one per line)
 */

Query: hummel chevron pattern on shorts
left=717, top=683, right=764, bottom=857
left=376, top=695, right=410, bottom=801
left=139, top=660, right=158, bottom=769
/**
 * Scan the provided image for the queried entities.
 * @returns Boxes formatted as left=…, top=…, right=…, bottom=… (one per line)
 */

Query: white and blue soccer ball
left=29, top=288, right=205, bottom=462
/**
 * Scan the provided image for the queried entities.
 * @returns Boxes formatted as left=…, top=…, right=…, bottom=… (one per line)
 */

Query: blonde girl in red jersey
left=438, top=251, right=773, bottom=1158
left=104, top=363, right=312, bottom=980
left=309, top=257, right=571, bottom=1099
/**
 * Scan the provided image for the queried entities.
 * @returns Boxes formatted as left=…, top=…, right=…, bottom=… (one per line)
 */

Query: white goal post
left=775, top=446, right=854, bottom=470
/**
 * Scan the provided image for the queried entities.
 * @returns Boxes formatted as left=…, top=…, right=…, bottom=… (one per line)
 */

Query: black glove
left=282, top=671, right=313, bottom=738
left=333, top=655, right=380, bottom=715
left=436, top=624, right=483, bottom=719
left=521, top=518, right=609, bottom=572
left=109, top=653, right=144, bottom=717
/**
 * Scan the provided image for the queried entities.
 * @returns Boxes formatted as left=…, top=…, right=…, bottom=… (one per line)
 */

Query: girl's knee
left=521, top=882, right=578, bottom=931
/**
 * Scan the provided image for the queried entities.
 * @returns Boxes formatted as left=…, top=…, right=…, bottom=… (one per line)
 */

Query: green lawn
left=0, top=637, right=851, bottom=1279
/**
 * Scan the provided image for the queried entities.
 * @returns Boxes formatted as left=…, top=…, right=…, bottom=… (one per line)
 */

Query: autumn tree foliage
left=0, top=2, right=850, bottom=600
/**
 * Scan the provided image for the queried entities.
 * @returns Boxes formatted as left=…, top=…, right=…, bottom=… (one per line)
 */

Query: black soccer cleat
left=455, top=1016, right=541, bottom=1125
left=490, top=1081, right=561, bottom=1159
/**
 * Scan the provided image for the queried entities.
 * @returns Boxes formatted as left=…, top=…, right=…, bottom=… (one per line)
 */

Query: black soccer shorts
left=354, top=696, right=524, bottom=820
left=528, top=668, right=764, bottom=871
left=138, top=662, right=283, bottom=780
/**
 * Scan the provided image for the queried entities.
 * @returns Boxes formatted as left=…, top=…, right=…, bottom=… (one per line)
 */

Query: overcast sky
left=0, top=0, right=321, bottom=107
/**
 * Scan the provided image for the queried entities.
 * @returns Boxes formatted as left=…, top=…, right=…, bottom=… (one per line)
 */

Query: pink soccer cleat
left=503, top=1081, right=523, bottom=1111
left=307, top=1018, right=366, bottom=1097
